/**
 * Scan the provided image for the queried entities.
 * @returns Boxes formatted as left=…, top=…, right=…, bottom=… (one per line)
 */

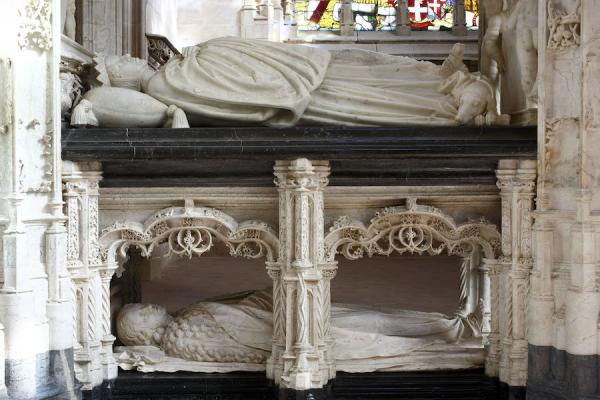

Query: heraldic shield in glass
left=295, top=0, right=479, bottom=32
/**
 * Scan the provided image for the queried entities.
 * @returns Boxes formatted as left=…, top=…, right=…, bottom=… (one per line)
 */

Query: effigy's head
left=104, top=55, right=154, bottom=92
left=117, top=303, right=173, bottom=347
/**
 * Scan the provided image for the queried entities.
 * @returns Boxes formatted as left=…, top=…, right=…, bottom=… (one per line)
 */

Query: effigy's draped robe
left=145, top=37, right=459, bottom=127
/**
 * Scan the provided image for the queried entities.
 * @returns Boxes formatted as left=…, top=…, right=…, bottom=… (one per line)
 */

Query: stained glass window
left=405, top=0, right=480, bottom=31
left=352, top=0, right=397, bottom=31
left=295, top=0, right=478, bottom=32
left=465, top=0, right=480, bottom=31
left=296, top=0, right=342, bottom=31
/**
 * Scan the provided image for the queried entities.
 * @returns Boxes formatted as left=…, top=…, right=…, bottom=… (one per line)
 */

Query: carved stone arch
left=325, top=200, right=501, bottom=262
left=99, top=206, right=280, bottom=271
left=90, top=205, right=280, bottom=382
left=324, top=199, right=502, bottom=338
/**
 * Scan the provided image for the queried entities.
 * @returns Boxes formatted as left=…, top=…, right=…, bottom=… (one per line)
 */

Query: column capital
left=274, top=159, right=330, bottom=190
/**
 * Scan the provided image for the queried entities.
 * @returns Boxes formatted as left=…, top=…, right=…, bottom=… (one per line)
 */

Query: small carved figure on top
left=72, top=37, right=509, bottom=129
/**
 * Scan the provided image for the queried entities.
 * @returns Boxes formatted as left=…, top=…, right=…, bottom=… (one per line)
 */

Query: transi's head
left=117, top=303, right=173, bottom=347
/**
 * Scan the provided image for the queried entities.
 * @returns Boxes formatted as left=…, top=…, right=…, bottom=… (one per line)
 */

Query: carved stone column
left=0, top=1, right=72, bottom=396
left=62, top=161, right=109, bottom=390
left=340, top=0, right=354, bottom=37
left=453, top=0, right=467, bottom=36
left=272, top=159, right=335, bottom=390
left=395, top=0, right=411, bottom=35
left=241, top=0, right=258, bottom=39
left=99, top=266, right=118, bottom=380
left=283, top=0, right=298, bottom=39
left=485, top=258, right=503, bottom=378
left=479, top=258, right=494, bottom=337
left=272, top=0, right=284, bottom=41
left=495, top=159, right=536, bottom=388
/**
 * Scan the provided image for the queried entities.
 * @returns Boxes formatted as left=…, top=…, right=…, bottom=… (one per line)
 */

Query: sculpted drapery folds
left=71, top=37, right=509, bottom=129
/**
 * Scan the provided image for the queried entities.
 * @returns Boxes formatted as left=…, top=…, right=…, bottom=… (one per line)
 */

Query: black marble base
left=80, top=369, right=516, bottom=400
left=5, top=348, right=79, bottom=400
left=498, top=381, right=526, bottom=400
left=528, top=345, right=600, bottom=400
left=61, top=126, right=537, bottom=187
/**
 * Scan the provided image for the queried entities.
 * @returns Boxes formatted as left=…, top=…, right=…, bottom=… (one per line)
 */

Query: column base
left=5, top=348, right=79, bottom=400
left=528, top=344, right=600, bottom=400
left=273, top=384, right=331, bottom=400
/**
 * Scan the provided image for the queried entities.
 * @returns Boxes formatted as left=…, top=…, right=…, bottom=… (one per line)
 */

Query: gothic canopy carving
left=99, top=206, right=280, bottom=268
left=325, top=198, right=501, bottom=262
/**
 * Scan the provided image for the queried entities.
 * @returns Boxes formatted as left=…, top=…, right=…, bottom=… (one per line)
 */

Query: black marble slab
left=6, top=348, right=79, bottom=400
left=62, top=126, right=537, bottom=187
left=82, top=369, right=511, bottom=400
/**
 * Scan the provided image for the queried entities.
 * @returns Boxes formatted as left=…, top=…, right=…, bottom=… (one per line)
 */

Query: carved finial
left=406, top=197, right=418, bottom=210
left=184, top=199, right=194, bottom=213
left=289, top=158, right=314, bottom=173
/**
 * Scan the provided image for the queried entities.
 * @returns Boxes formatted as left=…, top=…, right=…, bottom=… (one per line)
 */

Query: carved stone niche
left=73, top=202, right=281, bottom=386
left=324, top=198, right=502, bottom=339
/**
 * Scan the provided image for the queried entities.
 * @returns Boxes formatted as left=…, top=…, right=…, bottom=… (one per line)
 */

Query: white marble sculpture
left=115, top=289, right=484, bottom=374
left=481, top=0, right=539, bottom=110
left=72, top=37, right=509, bottom=128
left=65, top=0, right=76, bottom=40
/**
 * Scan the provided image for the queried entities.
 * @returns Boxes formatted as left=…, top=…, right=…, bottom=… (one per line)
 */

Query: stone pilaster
left=62, top=161, right=109, bottom=390
left=495, top=159, right=537, bottom=388
left=528, top=1, right=600, bottom=399
left=272, top=159, right=335, bottom=390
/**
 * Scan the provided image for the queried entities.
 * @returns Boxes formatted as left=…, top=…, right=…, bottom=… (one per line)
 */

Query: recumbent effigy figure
left=115, top=289, right=484, bottom=374
left=72, top=37, right=509, bottom=129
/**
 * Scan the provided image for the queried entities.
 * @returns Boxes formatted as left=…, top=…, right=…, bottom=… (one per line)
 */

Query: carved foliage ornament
left=547, top=0, right=581, bottom=49
left=99, top=206, right=280, bottom=270
left=18, top=0, right=53, bottom=51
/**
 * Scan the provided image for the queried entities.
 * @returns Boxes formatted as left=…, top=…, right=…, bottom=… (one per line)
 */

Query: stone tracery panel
left=99, top=205, right=279, bottom=267
left=325, top=198, right=501, bottom=261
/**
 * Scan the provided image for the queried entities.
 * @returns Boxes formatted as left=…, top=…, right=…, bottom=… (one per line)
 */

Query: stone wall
left=0, top=0, right=75, bottom=398
left=528, top=0, right=600, bottom=399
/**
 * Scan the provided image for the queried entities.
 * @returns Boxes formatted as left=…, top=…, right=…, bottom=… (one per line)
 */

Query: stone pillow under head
left=71, top=86, right=189, bottom=129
